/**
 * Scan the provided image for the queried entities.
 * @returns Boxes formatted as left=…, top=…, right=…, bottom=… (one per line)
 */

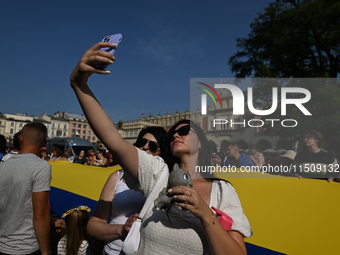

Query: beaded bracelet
left=202, top=210, right=215, bottom=228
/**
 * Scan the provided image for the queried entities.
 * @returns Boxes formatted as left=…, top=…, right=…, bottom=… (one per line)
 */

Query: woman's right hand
left=69, top=41, right=139, bottom=180
left=70, top=42, right=116, bottom=88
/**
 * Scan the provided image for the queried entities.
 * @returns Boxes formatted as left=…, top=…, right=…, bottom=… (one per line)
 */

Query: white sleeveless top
left=104, top=170, right=145, bottom=255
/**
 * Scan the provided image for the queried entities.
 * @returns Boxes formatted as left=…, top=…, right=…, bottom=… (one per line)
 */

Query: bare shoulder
left=107, top=170, right=123, bottom=183
left=99, top=171, right=121, bottom=201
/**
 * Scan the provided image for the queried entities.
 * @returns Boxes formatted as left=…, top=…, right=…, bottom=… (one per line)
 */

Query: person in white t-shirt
left=70, top=42, right=251, bottom=255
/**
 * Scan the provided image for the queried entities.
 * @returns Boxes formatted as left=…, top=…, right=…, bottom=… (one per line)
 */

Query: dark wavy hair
left=134, top=126, right=168, bottom=161
left=166, top=119, right=217, bottom=179
left=98, top=149, right=107, bottom=156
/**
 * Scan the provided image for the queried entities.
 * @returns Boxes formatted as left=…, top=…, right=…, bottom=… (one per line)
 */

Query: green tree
left=228, top=0, right=340, bottom=153
left=256, top=80, right=340, bottom=148
left=92, top=140, right=104, bottom=151
left=229, top=0, right=340, bottom=78
left=5, top=136, right=13, bottom=143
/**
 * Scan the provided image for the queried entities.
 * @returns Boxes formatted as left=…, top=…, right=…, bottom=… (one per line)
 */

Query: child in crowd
left=58, top=205, right=91, bottom=255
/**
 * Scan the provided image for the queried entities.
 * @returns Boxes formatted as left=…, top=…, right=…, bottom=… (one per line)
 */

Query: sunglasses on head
left=135, top=138, right=159, bottom=153
left=170, top=125, right=195, bottom=138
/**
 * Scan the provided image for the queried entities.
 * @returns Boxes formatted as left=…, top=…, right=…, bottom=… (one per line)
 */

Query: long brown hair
left=64, top=210, right=89, bottom=255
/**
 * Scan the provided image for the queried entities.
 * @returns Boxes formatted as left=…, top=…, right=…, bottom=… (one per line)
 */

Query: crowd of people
left=35, top=145, right=117, bottom=168
left=211, top=129, right=340, bottom=182
left=0, top=41, right=339, bottom=255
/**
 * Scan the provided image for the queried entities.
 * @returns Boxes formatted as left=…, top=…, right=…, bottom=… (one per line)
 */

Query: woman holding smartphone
left=70, top=42, right=251, bottom=255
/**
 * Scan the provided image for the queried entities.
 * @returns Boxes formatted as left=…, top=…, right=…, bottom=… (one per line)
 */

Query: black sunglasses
left=170, top=125, right=195, bottom=138
left=135, top=138, right=159, bottom=153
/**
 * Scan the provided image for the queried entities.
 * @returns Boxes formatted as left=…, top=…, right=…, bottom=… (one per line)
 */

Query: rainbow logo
left=197, top=82, right=222, bottom=107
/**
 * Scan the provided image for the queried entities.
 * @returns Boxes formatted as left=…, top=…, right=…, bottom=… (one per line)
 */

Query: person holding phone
left=87, top=126, right=168, bottom=255
left=89, top=149, right=107, bottom=167
left=70, top=42, right=251, bottom=255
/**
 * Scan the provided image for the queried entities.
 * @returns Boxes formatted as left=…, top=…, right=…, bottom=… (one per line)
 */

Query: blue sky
left=0, top=0, right=273, bottom=123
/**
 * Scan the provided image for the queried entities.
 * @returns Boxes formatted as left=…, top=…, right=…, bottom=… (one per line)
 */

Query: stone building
left=0, top=113, right=6, bottom=135
left=120, top=109, right=191, bottom=144
left=54, top=112, right=99, bottom=143
left=2, top=113, right=33, bottom=138
left=191, top=88, right=294, bottom=154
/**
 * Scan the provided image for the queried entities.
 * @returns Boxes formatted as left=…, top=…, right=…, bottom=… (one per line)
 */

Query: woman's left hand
left=170, top=186, right=247, bottom=255
left=122, top=213, right=139, bottom=238
left=168, top=186, right=211, bottom=222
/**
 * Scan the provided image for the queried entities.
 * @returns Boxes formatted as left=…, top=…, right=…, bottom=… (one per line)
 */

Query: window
left=10, top=129, right=14, bottom=134
left=52, top=123, right=55, bottom=128
left=11, top=122, right=14, bottom=126
left=52, top=130, right=55, bottom=135
left=220, top=116, right=228, bottom=130
left=88, top=131, right=91, bottom=135
left=72, top=129, right=75, bottom=134
left=63, top=132, right=66, bottom=136
left=58, top=124, right=60, bottom=128
left=92, top=137, right=95, bottom=141
left=124, top=129, right=139, bottom=138
left=233, top=118, right=244, bottom=130
left=19, top=123, right=23, bottom=127
left=87, top=136, right=90, bottom=140
left=83, top=124, right=87, bottom=128
left=72, top=123, right=76, bottom=127
left=78, top=124, right=81, bottom=128
left=64, top=125, right=67, bottom=129
left=209, top=120, right=216, bottom=131
left=0, top=121, right=2, bottom=125
left=83, top=130, right=86, bottom=134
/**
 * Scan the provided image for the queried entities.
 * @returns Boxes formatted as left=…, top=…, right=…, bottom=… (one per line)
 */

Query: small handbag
left=122, top=166, right=169, bottom=255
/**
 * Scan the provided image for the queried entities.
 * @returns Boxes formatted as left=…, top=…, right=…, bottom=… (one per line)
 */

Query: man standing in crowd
left=224, top=142, right=255, bottom=168
left=294, top=129, right=335, bottom=179
left=0, top=123, right=51, bottom=255
left=1, top=131, right=21, bottom=162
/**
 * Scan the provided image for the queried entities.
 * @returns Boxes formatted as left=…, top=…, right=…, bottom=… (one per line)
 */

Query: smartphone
left=92, top=33, right=123, bottom=70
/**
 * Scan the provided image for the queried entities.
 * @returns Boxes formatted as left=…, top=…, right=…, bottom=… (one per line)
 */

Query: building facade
left=54, top=112, right=99, bottom=143
left=120, top=109, right=191, bottom=144
left=191, top=88, right=294, bottom=154
left=3, top=113, right=33, bottom=138
left=0, top=113, right=6, bottom=135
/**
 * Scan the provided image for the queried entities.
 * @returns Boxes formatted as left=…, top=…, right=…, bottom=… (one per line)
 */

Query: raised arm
left=70, top=42, right=138, bottom=179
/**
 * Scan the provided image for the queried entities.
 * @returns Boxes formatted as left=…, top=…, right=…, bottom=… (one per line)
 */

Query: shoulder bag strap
left=138, top=164, right=169, bottom=219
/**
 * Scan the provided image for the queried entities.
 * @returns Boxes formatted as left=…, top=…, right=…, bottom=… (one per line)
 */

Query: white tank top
left=104, top=170, right=145, bottom=255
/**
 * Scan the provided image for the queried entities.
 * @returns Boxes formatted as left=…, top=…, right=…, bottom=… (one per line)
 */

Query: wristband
left=202, top=210, right=215, bottom=228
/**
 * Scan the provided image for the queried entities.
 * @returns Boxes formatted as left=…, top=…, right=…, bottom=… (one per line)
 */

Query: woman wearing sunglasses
left=71, top=42, right=251, bottom=255
left=87, top=126, right=167, bottom=255
left=89, top=149, right=108, bottom=167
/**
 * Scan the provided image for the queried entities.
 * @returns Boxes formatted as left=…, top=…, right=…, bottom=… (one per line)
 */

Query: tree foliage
left=229, top=0, right=340, bottom=78
left=229, top=0, right=340, bottom=153
left=92, top=140, right=104, bottom=151
left=258, top=79, right=340, bottom=148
